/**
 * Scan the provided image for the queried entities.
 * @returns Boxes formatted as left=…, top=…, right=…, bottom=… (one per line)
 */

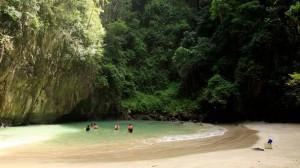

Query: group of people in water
left=85, top=122, right=99, bottom=132
left=86, top=122, right=134, bottom=133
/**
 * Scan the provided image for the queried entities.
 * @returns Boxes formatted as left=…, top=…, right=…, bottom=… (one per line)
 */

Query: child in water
left=127, top=124, right=133, bottom=133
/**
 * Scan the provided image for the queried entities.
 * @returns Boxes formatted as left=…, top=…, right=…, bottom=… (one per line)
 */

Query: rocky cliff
left=0, top=0, right=104, bottom=124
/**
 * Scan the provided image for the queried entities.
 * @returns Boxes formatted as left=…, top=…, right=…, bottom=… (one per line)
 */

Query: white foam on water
left=144, top=126, right=227, bottom=144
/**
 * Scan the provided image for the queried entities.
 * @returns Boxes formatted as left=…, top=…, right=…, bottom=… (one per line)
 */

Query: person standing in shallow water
left=127, top=124, right=133, bottom=133
left=86, top=125, right=90, bottom=132
left=93, top=123, right=99, bottom=129
left=1, top=122, right=7, bottom=128
left=114, top=123, right=120, bottom=130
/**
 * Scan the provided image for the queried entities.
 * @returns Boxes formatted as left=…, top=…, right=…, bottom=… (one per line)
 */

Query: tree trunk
left=0, top=44, right=4, bottom=64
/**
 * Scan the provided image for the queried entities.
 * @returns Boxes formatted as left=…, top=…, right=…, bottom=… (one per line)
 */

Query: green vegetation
left=0, top=0, right=299, bottom=123
left=287, top=73, right=300, bottom=105
left=97, top=0, right=300, bottom=122
left=121, top=83, right=198, bottom=115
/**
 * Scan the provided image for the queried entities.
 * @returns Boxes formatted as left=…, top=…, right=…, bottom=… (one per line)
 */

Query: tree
left=287, top=73, right=300, bottom=105
left=285, top=1, right=300, bottom=33
left=199, top=74, right=237, bottom=106
left=210, top=0, right=237, bottom=22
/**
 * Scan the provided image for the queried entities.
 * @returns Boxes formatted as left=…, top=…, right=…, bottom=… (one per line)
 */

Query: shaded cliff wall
left=0, top=0, right=104, bottom=124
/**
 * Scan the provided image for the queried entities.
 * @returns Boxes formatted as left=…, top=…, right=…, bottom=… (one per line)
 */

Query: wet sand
left=1, top=123, right=300, bottom=168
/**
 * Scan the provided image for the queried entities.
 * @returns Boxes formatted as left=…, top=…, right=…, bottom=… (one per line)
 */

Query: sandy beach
left=1, top=123, right=300, bottom=168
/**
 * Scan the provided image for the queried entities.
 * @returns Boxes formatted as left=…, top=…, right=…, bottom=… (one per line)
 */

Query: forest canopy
left=95, top=0, right=300, bottom=122
left=0, top=0, right=299, bottom=123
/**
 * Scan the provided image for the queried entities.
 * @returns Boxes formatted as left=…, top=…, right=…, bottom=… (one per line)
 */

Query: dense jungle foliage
left=97, top=0, right=300, bottom=122
left=0, top=0, right=299, bottom=124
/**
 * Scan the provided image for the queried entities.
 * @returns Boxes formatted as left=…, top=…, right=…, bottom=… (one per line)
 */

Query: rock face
left=0, top=62, right=91, bottom=124
left=0, top=1, right=104, bottom=124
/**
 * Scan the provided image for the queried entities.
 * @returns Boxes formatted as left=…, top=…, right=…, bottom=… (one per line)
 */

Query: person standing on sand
left=128, top=124, right=133, bottom=133
left=268, top=138, right=273, bottom=144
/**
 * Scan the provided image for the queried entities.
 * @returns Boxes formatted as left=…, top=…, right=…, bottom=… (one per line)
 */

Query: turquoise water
left=0, top=121, right=226, bottom=150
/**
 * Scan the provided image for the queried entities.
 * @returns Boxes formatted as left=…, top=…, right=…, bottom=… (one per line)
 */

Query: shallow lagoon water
left=0, top=121, right=226, bottom=151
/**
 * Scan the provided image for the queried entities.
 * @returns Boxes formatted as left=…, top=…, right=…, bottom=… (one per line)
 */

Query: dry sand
left=1, top=123, right=300, bottom=168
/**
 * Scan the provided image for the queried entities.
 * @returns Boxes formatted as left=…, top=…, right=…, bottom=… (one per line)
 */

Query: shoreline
left=70, top=125, right=257, bottom=163
left=0, top=124, right=257, bottom=163
left=1, top=123, right=300, bottom=167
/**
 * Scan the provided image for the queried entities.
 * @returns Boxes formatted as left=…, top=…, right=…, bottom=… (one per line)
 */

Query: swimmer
left=86, top=125, right=90, bottom=132
left=93, top=123, right=99, bottom=129
left=114, top=123, right=120, bottom=130
left=127, top=124, right=133, bottom=133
